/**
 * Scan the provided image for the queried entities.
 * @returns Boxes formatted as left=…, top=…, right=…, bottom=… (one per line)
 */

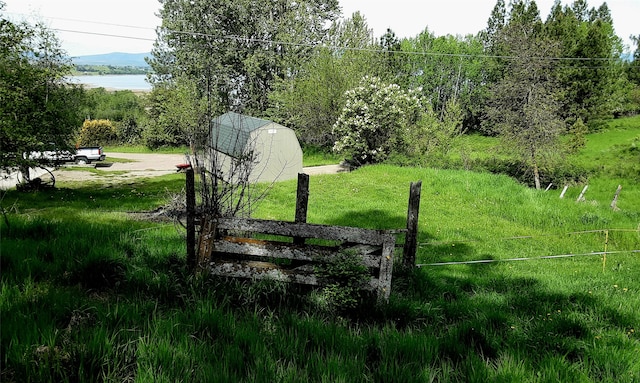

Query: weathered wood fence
left=185, top=171, right=421, bottom=301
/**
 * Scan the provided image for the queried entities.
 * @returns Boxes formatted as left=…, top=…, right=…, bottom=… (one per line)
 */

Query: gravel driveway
left=53, top=152, right=187, bottom=183
left=52, top=152, right=344, bottom=183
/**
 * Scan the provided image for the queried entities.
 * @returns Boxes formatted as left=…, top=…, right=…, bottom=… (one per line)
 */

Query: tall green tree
left=379, top=28, right=405, bottom=83
left=149, top=0, right=339, bottom=117
left=624, top=35, right=640, bottom=114
left=400, top=30, right=485, bottom=130
left=544, top=0, right=625, bottom=127
left=484, top=1, right=565, bottom=189
left=629, top=35, right=640, bottom=86
left=0, top=3, right=85, bottom=180
left=142, top=77, right=208, bottom=149
left=267, top=11, right=379, bottom=148
left=481, top=0, right=507, bottom=54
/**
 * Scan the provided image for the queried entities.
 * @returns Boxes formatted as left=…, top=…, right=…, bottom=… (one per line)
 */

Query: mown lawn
left=1, top=117, right=639, bottom=382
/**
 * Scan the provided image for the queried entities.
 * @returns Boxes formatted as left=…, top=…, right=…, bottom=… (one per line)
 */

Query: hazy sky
left=3, top=0, right=638, bottom=56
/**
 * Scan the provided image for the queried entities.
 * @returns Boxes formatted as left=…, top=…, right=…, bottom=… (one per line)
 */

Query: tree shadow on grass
left=382, top=262, right=639, bottom=380
left=322, top=208, right=407, bottom=231
left=4, top=191, right=639, bottom=382
left=2, top=175, right=184, bottom=212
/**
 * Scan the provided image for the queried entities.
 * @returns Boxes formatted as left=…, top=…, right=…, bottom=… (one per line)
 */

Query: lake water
left=69, top=74, right=151, bottom=91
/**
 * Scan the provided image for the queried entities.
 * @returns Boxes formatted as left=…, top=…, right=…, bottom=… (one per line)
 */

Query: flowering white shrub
left=332, top=76, right=423, bottom=165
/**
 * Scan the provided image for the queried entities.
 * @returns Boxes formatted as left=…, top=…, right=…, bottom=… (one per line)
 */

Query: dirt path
left=52, top=152, right=345, bottom=184
left=53, top=152, right=186, bottom=183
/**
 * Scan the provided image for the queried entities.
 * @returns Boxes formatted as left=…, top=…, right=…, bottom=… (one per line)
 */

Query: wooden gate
left=185, top=171, right=421, bottom=301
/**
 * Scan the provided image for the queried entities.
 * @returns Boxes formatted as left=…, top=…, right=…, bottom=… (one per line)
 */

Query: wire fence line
left=415, top=228, right=640, bottom=267
left=417, top=249, right=640, bottom=267
left=417, top=228, right=640, bottom=247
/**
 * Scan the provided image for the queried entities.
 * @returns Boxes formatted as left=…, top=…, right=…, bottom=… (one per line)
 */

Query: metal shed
left=209, top=112, right=303, bottom=183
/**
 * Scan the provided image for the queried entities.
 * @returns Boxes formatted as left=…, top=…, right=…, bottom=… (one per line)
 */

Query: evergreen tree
left=484, top=1, right=564, bottom=189
left=628, top=35, right=640, bottom=86
left=544, top=0, right=624, bottom=127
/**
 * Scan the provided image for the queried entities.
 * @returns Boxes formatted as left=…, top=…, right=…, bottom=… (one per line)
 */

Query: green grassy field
left=1, top=118, right=639, bottom=382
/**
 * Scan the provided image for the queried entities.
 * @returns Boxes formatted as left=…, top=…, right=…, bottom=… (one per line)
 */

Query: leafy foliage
left=332, top=76, right=423, bottom=165
left=400, top=30, right=487, bottom=129
left=267, top=12, right=379, bottom=148
left=313, top=250, right=371, bottom=312
left=149, top=0, right=340, bottom=118
left=77, top=119, right=117, bottom=146
left=0, top=6, right=85, bottom=174
left=82, top=88, right=145, bottom=121
left=79, top=88, right=146, bottom=145
left=142, top=79, right=208, bottom=150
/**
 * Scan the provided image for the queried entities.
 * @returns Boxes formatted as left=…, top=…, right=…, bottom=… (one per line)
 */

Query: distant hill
left=72, top=52, right=150, bottom=67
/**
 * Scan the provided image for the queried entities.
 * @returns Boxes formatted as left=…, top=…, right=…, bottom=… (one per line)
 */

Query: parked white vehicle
left=26, top=145, right=106, bottom=164
left=73, top=146, right=106, bottom=164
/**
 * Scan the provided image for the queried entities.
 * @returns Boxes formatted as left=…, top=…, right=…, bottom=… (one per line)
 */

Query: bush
left=141, top=118, right=182, bottom=149
left=313, top=250, right=371, bottom=313
left=332, top=76, right=423, bottom=165
left=475, top=157, right=589, bottom=188
left=115, top=117, right=142, bottom=145
left=77, top=119, right=117, bottom=146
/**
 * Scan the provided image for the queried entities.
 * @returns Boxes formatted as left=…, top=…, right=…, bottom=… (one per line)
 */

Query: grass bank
left=1, top=118, right=639, bottom=382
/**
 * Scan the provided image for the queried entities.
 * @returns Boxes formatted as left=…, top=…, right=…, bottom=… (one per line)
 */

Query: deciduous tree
left=267, top=11, right=378, bottom=148
left=149, top=0, right=339, bottom=117
left=0, top=3, right=85, bottom=182
left=400, top=29, right=486, bottom=131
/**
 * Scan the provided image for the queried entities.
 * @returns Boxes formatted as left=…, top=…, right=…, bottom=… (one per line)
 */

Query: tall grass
left=1, top=117, right=639, bottom=382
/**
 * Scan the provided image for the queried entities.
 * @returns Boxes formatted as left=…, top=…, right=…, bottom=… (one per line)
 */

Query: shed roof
left=211, top=112, right=273, bottom=157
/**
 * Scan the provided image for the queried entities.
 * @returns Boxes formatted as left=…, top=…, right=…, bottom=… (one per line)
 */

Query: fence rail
left=185, top=171, right=423, bottom=301
left=197, top=216, right=398, bottom=300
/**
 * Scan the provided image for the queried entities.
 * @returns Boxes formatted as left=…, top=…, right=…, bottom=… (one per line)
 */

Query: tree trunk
left=19, top=164, right=31, bottom=184
left=533, top=161, right=541, bottom=190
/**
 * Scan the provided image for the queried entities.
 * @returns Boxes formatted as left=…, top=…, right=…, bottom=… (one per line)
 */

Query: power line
left=54, top=28, right=155, bottom=43
left=23, top=21, right=627, bottom=63
left=8, top=11, right=630, bottom=64
left=5, top=12, right=157, bottom=31
left=165, top=30, right=623, bottom=62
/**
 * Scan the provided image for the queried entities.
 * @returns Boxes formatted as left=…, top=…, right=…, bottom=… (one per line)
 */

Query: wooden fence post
left=610, top=184, right=622, bottom=210
left=294, top=173, right=309, bottom=245
left=186, top=168, right=196, bottom=270
left=559, top=185, right=569, bottom=199
left=403, top=181, right=422, bottom=269
left=576, top=185, right=588, bottom=202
